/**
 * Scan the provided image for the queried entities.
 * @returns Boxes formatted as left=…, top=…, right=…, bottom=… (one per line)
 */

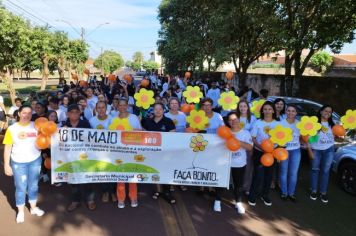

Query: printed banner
left=51, top=128, right=231, bottom=187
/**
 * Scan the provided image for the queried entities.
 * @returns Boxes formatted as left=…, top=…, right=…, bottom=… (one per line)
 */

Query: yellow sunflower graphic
left=96, top=124, right=104, bottom=130
left=218, top=91, right=240, bottom=110
left=264, top=126, right=271, bottom=135
left=190, top=134, right=208, bottom=152
left=134, top=88, right=155, bottom=109
left=269, top=125, right=293, bottom=146
left=109, top=117, right=133, bottom=131
left=79, top=153, right=88, bottom=160
left=186, top=110, right=209, bottom=130
left=321, top=126, right=329, bottom=133
left=238, top=122, right=245, bottom=129
left=341, top=109, right=356, bottom=129
left=183, top=86, right=203, bottom=104
left=296, top=116, right=322, bottom=136
left=115, top=159, right=123, bottom=165
left=251, top=99, right=265, bottom=118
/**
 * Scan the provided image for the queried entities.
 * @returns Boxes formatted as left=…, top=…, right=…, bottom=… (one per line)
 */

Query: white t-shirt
left=87, top=96, right=98, bottom=110
left=89, top=115, right=113, bottom=130
left=110, top=114, right=142, bottom=130
left=3, top=122, right=41, bottom=163
left=310, top=122, right=334, bottom=150
left=251, top=119, right=279, bottom=150
left=231, top=130, right=253, bottom=168
left=8, top=105, right=19, bottom=116
left=110, top=110, right=119, bottom=117
left=239, top=115, right=257, bottom=132
left=205, top=112, right=224, bottom=134
left=165, top=111, right=186, bottom=132
left=206, top=88, right=221, bottom=108
left=84, top=107, right=94, bottom=121
left=280, top=119, right=300, bottom=150
left=54, top=108, right=67, bottom=123
left=0, top=96, right=4, bottom=112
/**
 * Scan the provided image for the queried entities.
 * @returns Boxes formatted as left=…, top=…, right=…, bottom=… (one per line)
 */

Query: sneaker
left=281, top=194, right=288, bottom=201
left=235, top=202, right=245, bottom=214
left=248, top=197, right=256, bottom=206
left=54, top=183, right=62, bottom=187
left=118, top=201, right=125, bottom=209
left=41, top=174, right=49, bottom=183
left=261, top=196, right=272, bottom=206
left=170, top=185, right=175, bottom=192
left=213, top=200, right=221, bottom=212
left=30, top=207, right=45, bottom=217
left=310, top=192, right=317, bottom=201
left=320, top=194, right=328, bottom=203
left=16, top=211, right=24, bottom=223
left=180, top=186, right=188, bottom=192
left=131, top=200, right=138, bottom=208
left=111, top=193, right=117, bottom=202
left=289, top=195, right=297, bottom=203
left=101, top=192, right=109, bottom=203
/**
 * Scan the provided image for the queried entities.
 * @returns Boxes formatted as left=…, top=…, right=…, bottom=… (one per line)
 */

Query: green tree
left=310, top=51, right=333, bottom=73
left=131, top=51, right=144, bottom=71
left=142, top=61, right=159, bottom=71
left=51, top=31, right=70, bottom=83
left=94, top=50, right=124, bottom=74
left=0, top=6, right=29, bottom=104
left=67, top=39, right=89, bottom=77
left=277, top=0, right=356, bottom=96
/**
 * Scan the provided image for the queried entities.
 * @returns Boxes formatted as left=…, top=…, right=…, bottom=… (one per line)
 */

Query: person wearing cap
left=63, top=104, right=96, bottom=212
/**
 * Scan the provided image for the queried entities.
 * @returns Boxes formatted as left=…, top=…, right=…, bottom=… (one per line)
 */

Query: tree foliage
left=94, top=50, right=124, bottom=74
left=142, top=61, right=160, bottom=71
left=310, top=51, right=333, bottom=72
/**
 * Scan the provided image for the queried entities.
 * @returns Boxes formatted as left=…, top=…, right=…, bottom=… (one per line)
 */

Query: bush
left=310, top=51, right=333, bottom=73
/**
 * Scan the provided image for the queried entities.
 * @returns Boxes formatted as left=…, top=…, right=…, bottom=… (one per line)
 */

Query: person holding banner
left=113, top=98, right=142, bottom=209
left=200, top=98, right=224, bottom=134
left=63, top=104, right=96, bottom=212
left=214, top=112, right=253, bottom=213
left=89, top=101, right=116, bottom=203
left=142, top=102, right=176, bottom=204
left=248, top=101, right=279, bottom=207
left=3, top=105, right=45, bottom=223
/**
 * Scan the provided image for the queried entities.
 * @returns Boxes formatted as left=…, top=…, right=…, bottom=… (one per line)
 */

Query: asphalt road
left=1, top=149, right=355, bottom=236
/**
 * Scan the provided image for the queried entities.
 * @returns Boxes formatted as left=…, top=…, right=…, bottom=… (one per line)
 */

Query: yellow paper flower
left=296, top=116, right=322, bottom=136
left=134, top=88, right=155, bottom=109
left=218, top=91, right=240, bottom=110
left=269, top=124, right=293, bottom=146
left=186, top=110, right=209, bottom=130
left=183, top=86, right=203, bottom=104
left=341, top=109, right=356, bottom=129
left=79, top=153, right=88, bottom=160
left=109, top=117, right=133, bottom=131
left=190, top=134, right=208, bottom=152
left=250, top=99, right=265, bottom=118
left=134, top=155, right=145, bottom=162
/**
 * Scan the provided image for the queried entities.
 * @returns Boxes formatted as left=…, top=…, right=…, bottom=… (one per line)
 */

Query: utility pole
left=81, top=27, right=85, bottom=41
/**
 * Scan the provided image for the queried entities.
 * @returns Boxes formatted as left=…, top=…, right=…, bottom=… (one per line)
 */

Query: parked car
left=267, top=96, right=340, bottom=122
left=333, top=142, right=356, bottom=196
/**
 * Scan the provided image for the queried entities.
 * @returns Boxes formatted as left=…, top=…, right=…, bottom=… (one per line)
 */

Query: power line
left=4, top=4, right=44, bottom=26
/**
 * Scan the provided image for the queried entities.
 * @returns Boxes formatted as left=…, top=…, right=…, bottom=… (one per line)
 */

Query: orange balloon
left=332, top=124, right=346, bottom=137
left=123, top=74, right=132, bottom=83
left=140, top=79, right=149, bottom=87
left=185, top=127, right=198, bottom=133
left=261, top=139, right=274, bottom=153
left=189, top=104, right=195, bottom=111
left=35, top=134, right=50, bottom=150
left=79, top=80, right=88, bottom=87
left=84, top=69, right=90, bottom=75
left=226, top=137, right=241, bottom=151
left=41, top=121, right=57, bottom=136
left=261, top=153, right=274, bottom=167
left=34, top=117, right=48, bottom=131
left=184, top=71, right=191, bottom=79
left=44, top=158, right=51, bottom=169
left=225, top=71, right=234, bottom=80
left=217, top=126, right=233, bottom=140
left=273, top=148, right=289, bottom=161
left=108, top=74, right=116, bottom=82
left=181, top=104, right=191, bottom=113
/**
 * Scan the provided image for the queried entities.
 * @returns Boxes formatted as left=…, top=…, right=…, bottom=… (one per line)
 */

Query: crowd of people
left=2, top=73, right=337, bottom=223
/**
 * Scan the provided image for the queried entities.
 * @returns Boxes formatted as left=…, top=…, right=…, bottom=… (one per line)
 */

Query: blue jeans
left=279, top=149, right=301, bottom=195
left=310, top=146, right=334, bottom=194
left=11, top=157, right=42, bottom=206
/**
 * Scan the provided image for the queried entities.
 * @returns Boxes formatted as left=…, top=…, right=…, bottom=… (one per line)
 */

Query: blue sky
left=3, top=0, right=356, bottom=61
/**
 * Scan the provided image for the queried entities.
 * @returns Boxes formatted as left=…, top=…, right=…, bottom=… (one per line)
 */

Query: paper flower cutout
left=269, top=124, right=293, bottom=146
left=186, top=110, right=209, bottom=130
left=218, top=91, right=239, bottom=110
left=79, top=153, right=88, bottom=160
left=183, top=86, right=203, bottom=104
left=109, top=117, right=133, bottom=131
left=341, top=109, right=356, bottom=129
left=250, top=99, right=265, bottom=118
left=296, top=116, right=322, bottom=136
left=190, top=134, right=208, bottom=152
left=134, top=88, right=155, bottom=109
